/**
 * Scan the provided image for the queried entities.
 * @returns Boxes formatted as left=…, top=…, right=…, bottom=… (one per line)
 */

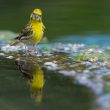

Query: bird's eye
left=33, top=13, right=36, bottom=15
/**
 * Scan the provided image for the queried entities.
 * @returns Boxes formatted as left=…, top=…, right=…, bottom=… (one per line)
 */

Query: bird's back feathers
left=15, top=22, right=33, bottom=40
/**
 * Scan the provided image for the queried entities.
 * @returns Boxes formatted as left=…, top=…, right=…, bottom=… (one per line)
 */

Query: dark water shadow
left=14, top=58, right=97, bottom=110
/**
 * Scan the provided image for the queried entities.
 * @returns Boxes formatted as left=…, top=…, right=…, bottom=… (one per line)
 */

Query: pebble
left=6, top=56, right=14, bottom=59
left=59, top=70, right=76, bottom=76
left=0, top=53, right=5, bottom=56
left=44, top=62, right=57, bottom=67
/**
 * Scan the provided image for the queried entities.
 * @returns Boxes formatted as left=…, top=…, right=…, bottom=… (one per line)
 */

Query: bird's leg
left=34, top=44, right=37, bottom=51
left=34, top=43, right=39, bottom=53
left=26, top=44, right=37, bottom=56
left=33, top=44, right=36, bottom=51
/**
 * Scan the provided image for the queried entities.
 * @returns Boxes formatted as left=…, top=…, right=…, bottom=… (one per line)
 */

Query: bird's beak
left=33, top=14, right=41, bottom=20
left=35, top=14, right=40, bottom=19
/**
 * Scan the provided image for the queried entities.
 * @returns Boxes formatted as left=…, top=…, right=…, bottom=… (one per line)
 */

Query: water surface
left=0, top=0, right=110, bottom=109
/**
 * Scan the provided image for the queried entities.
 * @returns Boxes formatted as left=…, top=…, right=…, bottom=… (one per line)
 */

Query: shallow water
left=1, top=34, right=110, bottom=110
left=0, top=57, right=95, bottom=110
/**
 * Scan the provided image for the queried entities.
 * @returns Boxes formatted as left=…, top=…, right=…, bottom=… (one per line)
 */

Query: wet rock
left=1, top=43, right=26, bottom=53
left=0, top=53, right=5, bottom=56
left=6, top=56, right=14, bottom=59
left=44, top=62, right=59, bottom=70
left=59, top=70, right=76, bottom=76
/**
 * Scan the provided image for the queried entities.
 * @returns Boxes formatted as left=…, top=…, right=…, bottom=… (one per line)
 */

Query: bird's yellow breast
left=30, top=21, right=44, bottom=45
left=32, top=69, right=45, bottom=89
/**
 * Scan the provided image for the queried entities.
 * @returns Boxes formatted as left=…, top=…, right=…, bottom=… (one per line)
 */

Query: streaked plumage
left=15, top=8, right=45, bottom=46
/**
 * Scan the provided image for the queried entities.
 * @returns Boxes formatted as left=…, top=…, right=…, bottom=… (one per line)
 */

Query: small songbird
left=11, top=8, right=45, bottom=48
left=15, top=59, right=45, bottom=103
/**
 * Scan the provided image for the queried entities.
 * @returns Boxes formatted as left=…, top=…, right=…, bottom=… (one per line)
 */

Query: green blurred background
left=0, top=0, right=110, bottom=39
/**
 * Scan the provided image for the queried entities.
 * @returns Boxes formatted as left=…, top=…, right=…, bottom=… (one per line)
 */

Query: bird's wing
left=43, top=23, right=46, bottom=31
left=15, top=22, right=33, bottom=40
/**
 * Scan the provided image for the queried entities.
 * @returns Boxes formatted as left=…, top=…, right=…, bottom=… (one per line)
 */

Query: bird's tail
left=9, top=34, right=22, bottom=46
left=9, top=39, right=21, bottom=46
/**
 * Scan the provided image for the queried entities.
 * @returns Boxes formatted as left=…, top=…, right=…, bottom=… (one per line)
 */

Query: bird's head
left=30, top=9, right=42, bottom=21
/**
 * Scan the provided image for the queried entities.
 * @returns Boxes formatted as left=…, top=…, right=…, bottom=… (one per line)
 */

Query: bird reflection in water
left=15, top=59, right=45, bottom=104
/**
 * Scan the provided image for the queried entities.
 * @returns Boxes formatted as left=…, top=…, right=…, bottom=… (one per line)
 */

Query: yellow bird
left=31, top=67, right=45, bottom=91
left=14, top=8, right=45, bottom=46
left=15, top=59, right=45, bottom=103
left=31, top=67, right=45, bottom=103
